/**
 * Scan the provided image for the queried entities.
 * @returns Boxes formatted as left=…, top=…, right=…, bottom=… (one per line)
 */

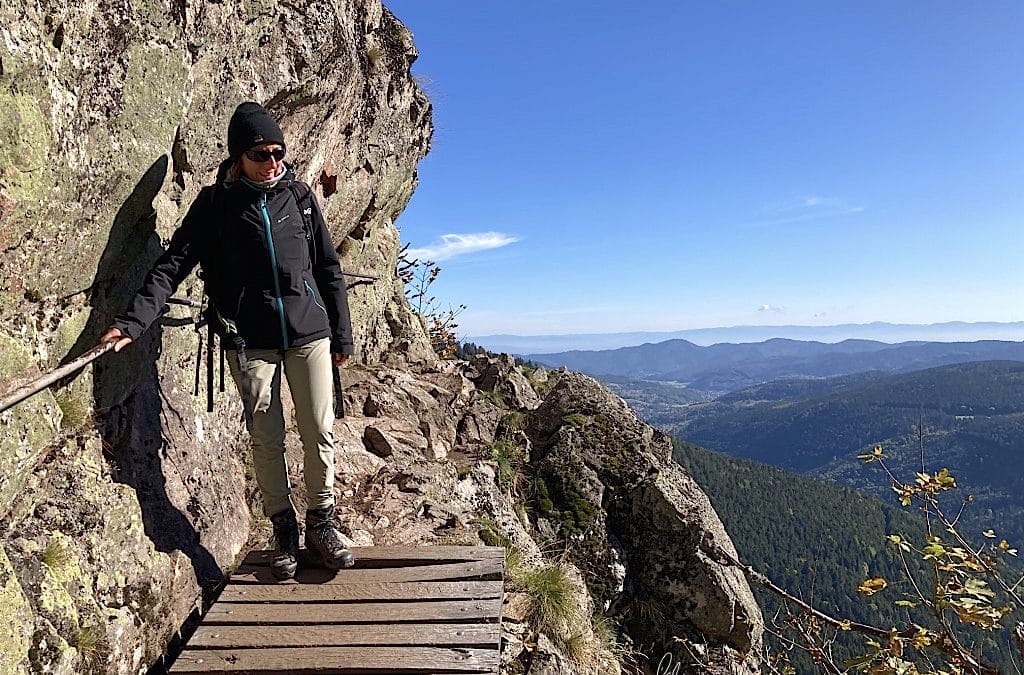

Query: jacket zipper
left=304, top=280, right=329, bottom=316
left=259, top=192, right=289, bottom=348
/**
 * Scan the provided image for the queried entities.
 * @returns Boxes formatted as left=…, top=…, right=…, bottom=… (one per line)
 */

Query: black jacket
left=115, top=166, right=355, bottom=355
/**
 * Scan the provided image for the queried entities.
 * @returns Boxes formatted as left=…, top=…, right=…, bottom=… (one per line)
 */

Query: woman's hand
left=333, top=353, right=349, bottom=367
left=100, top=326, right=133, bottom=352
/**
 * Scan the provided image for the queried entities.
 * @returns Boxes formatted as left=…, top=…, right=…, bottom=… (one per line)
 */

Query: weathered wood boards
left=170, top=546, right=505, bottom=674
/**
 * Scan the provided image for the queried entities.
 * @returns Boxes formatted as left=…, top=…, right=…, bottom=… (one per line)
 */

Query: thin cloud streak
left=406, top=232, right=519, bottom=262
left=743, top=207, right=864, bottom=229
left=765, top=195, right=850, bottom=213
left=737, top=195, right=864, bottom=229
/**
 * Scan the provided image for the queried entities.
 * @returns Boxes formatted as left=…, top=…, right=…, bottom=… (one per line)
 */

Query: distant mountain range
left=527, top=338, right=1024, bottom=396
left=476, top=321, right=1024, bottom=354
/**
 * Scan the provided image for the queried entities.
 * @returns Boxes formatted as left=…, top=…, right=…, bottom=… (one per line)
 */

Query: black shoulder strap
left=289, top=181, right=318, bottom=263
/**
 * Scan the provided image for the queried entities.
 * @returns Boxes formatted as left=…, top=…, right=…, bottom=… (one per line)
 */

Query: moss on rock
left=0, top=545, right=33, bottom=674
left=0, top=93, right=51, bottom=201
left=0, top=331, right=61, bottom=517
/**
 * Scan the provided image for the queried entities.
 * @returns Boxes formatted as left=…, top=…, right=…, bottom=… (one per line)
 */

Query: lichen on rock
left=0, top=545, right=34, bottom=674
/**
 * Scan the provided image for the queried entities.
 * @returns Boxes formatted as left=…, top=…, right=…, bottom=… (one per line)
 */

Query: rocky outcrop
left=0, top=0, right=432, bottom=672
left=269, top=359, right=761, bottom=674
left=527, top=371, right=763, bottom=672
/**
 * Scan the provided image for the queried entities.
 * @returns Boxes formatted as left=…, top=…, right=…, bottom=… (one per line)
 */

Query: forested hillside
left=672, top=439, right=1020, bottom=672
left=676, top=360, right=1024, bottom=545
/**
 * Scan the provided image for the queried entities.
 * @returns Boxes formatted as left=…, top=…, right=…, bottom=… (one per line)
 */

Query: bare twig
left=708, top=543, right=890, bottom=639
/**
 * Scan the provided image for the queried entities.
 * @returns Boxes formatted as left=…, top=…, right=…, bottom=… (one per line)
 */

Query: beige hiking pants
left=227, top=337, right=335, bottom=517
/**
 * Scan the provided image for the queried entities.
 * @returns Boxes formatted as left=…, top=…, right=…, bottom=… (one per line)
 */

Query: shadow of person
left=63, top=155, right=221, bottom=590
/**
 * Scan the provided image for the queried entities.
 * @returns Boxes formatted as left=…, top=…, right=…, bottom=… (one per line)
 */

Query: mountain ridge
left=476, top=321, right=1024, bottom=353
left=527, top=337, right=1024, bottom=396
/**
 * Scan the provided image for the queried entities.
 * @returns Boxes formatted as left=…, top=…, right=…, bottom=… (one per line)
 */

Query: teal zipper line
left=259, top=193, right=289, bottom=348
left=304, top=280, right=329, bottom=317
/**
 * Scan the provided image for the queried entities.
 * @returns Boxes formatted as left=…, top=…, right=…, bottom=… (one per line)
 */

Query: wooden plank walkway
left=170, top=546, right=505, bottom=674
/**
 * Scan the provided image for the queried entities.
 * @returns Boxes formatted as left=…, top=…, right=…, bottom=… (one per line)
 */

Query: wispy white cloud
left=763, top=195, right=851, bottom=213
left=740, top=195, right=864, bottom=228
left=406, top=232, right=519, bottom=262
left=758, top=304, right=786, bottom=313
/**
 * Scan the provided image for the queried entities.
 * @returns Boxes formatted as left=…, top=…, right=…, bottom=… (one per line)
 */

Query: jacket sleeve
left=308, top=193, right=355, bottom=355
left=113, top=193, right=205, bottom=340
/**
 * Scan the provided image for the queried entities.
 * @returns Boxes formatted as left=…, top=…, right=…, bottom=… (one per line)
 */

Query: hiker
left=100, top=101, right=356, bottom=580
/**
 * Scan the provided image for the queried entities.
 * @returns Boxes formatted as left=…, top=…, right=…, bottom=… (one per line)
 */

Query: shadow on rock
left=63, top=155, right=221, bottom=588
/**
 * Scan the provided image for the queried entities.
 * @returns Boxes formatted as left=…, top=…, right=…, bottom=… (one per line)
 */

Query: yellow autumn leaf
left=857, top=577, right=887, bottom=595
left=911, top=627, right=934, bottom=648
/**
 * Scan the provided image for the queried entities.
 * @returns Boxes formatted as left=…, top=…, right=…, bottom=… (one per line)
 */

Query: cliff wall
left=0, top=0, right=431, bottom=671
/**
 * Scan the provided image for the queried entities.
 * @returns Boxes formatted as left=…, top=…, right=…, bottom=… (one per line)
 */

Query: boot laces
left=311, top=518, right=344, bottom=550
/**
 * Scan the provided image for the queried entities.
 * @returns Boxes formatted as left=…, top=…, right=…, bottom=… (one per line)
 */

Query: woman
left=101, top=102, right=355, bottom=579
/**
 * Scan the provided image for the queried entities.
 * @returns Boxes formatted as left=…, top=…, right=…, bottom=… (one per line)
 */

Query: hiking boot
left=305, top=505, right=355, bottom=570
left=269, top=508, right=300, bottom=580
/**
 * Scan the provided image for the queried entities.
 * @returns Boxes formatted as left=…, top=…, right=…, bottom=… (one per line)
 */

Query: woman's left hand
left=333, top=353, right=349, bottom=367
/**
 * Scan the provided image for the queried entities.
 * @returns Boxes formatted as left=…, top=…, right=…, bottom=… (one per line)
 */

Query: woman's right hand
left=100, top=326, right=133, bottom=352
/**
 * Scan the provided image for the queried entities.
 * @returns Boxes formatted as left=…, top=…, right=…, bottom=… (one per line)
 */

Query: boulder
left=470, top=354, right=542, bottom=411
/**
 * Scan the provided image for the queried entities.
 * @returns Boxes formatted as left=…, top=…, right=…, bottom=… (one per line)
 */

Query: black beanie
left=227, top=102, right=286, bottom=160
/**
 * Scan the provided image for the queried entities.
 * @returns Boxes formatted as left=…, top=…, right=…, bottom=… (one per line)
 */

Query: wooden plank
left=217, top=580, right=503, bottom=603
left=242, top=546, right=504, bottom=568
left=187, top=622, right=499, bottom=649
left=229, top=560, right=503, bottom=585
left=170, top=546, right=505, bottom=673
left=203, top=598, right=503, bottom=625
left=170, top=646, right=498, bottom=674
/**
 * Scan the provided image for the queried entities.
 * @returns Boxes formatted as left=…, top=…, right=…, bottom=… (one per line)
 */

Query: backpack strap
left=289, top=181, right=318, bottom=264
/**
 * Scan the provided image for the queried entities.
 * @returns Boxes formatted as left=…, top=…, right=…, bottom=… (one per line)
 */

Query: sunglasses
left=244, top=147, right=286, bottom=163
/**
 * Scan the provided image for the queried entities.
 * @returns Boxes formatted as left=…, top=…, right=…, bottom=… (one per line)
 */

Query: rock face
left=527, top=372, right=763, bottom=671
left=0, top=0, right=432, bottom=672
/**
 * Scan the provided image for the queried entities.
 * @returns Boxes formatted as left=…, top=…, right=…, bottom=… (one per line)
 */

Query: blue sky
left=384, top=1, right=1024, bottom=340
